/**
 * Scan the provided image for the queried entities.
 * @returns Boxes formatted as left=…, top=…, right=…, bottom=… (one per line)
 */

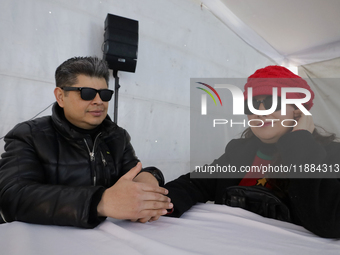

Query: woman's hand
left=292, top=109, right=315, bottom=134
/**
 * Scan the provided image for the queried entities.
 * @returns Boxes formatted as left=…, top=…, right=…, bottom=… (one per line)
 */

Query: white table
left=1, top=203, right=339, bottom=255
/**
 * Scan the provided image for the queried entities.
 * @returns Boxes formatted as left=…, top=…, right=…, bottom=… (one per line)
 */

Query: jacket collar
left=227, top=136, right=279, bottom=168
left=51, top=102, right=117, bottom=140
left=227, top=136, right=262, bottom=168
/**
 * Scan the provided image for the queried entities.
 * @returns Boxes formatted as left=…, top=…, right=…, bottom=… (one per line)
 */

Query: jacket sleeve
left=119, top=129, right=165, bottom=186
left=164, top=143, right=240, bottom=217
left=118, top=129, right=140, bottom=174
left=277, top=130, right=340, bottom=238
left=0, top=123, right=105, bottom=228
left=164, top=173, right=217, bottom=217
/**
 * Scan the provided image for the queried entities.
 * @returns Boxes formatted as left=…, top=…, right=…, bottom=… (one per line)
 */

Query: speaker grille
left=103, top=14, right=138, bottom=73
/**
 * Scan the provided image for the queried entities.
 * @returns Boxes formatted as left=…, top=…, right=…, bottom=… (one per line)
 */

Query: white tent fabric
left=200, top=0, right=285, bottom=65
left=299, top=57, right=340, bottom=78
left=1, top=203, right=340, bottom=255
left=297, top=58, right=340, bottom=136
left=288, top=41, right=340, bottom=67
left=201, top=0, right=340, bottom=67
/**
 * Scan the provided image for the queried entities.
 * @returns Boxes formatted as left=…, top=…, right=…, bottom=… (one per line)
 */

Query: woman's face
left=247, top=95, right=296, bottom=144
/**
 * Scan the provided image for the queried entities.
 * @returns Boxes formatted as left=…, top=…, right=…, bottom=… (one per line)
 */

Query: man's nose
left=92, top=92, right=103, bottom=104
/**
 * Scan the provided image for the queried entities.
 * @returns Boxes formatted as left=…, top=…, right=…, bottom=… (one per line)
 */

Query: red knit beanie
left=244, top=65, right=314, bottom=110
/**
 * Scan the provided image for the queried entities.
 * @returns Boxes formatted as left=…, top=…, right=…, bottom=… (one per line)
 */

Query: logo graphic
left=197, top=83, right=311, bottom=116
left=196, top=82, right=222, bottom=115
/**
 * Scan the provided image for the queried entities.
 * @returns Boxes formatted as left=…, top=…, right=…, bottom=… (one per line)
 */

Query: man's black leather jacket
left=0, top=103, right=163, bottom=228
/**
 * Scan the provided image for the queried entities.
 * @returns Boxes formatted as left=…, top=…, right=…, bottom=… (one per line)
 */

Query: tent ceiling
left=220, top=0, right=340, bottom=55
left=203, top=0, right=340, bottom=66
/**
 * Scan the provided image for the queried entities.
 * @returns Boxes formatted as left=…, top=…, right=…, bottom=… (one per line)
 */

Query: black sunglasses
left=62, top=87, right=114, bottom=102
left=244, top=96, right=281, bottom=115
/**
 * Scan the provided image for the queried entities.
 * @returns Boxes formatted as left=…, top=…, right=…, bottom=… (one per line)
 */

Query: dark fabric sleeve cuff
left=139, top=166, right=165, bottom=187
left=88, top=187, right=106, bottom=226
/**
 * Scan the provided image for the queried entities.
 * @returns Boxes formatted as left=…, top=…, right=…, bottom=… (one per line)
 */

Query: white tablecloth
left=1, top=203, right=339, bottom=255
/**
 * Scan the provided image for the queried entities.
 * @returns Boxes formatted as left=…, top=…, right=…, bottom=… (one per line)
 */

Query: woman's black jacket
left=165, top=130, right=340, bottom=238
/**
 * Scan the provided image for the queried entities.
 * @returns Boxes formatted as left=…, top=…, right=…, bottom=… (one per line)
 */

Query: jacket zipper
left=100, top=151, right=108, bottom=186
left=84, top=133, right=101, bottom=186
left=100, top=151, right=107, bottom=167
left=0, top=210, right=7, bottom=223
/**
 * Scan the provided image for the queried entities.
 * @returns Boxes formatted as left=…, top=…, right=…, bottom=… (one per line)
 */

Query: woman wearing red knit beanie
left=243, top=65, right=315, bottom=144
left=165, top=65, right=340, bottom=238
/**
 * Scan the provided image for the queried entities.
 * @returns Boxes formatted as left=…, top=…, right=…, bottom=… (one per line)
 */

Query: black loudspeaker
left=103, top=14, right=138, bottom=73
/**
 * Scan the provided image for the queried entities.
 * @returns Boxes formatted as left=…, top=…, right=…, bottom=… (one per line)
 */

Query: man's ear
left=54, top=87, right=65, bottom=108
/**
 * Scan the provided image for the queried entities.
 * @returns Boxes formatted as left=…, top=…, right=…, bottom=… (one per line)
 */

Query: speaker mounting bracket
left=113, top=70, right=121, bottom=124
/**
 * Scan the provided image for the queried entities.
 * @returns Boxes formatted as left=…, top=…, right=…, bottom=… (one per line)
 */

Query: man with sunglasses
left=0, top=56, right=172, bottom=228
